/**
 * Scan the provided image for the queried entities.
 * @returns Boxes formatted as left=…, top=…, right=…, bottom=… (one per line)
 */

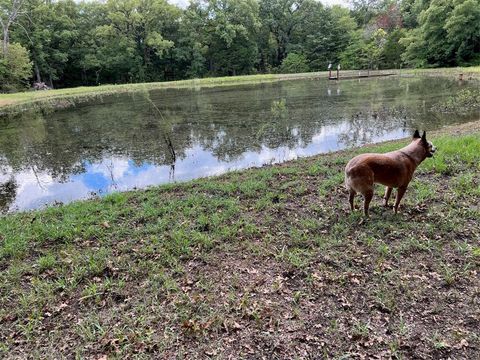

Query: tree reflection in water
left=0, top=178, right=16, bottom=213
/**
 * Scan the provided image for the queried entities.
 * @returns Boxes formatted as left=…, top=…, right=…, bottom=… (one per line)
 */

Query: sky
left=167, top=0, right=350, bottom=9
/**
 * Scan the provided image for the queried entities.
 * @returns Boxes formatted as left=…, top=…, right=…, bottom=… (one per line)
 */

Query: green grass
left=0, top=130, right=479, bottom=358
left=403, top=65, right=480, bottom=77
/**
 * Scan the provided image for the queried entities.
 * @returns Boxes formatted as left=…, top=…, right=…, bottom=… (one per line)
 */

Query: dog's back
left=345, top=152, right=413, bottom=192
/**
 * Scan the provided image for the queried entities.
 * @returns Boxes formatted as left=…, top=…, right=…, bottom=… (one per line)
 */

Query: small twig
left=146, top=96, right=176, bottom=163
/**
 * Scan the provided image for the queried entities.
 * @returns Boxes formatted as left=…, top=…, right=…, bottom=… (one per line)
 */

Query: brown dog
left=345, top=130, right=436, bottom=216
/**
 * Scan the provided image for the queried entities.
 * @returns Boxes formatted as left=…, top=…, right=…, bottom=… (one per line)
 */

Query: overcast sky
left=167, top=0, right=349, bottom=9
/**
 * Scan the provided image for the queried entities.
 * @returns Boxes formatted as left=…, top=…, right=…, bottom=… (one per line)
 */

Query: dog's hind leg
left=363, top=189, right=374, bottom=217
left=348, top=189, right=356, bottom=212
left=383, top=187, right=392, bottom=207
left=394, top=186, right=407, bottom=214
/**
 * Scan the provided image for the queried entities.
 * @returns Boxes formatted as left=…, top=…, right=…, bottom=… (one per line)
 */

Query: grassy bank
left=1, top=123, right=479, bottom=358
left=1, top=67, right=478, bottom=115
left=403, top=66, right=480, bottom=79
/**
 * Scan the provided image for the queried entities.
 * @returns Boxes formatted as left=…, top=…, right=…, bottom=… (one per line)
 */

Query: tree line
left=1, top=0, right=479, bottom=92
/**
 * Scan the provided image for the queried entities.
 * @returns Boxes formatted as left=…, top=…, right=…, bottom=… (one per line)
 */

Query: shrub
left=279, top=53, right=310, bottom=74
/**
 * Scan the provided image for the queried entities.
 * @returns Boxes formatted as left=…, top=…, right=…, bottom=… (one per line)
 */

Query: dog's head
left=413, top=130, right=436, bottom=158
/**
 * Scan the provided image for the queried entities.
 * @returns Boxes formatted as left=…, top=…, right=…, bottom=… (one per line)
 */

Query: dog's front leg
left=394, top=186, right=407, bottom=214
left=383, top=187, right=392, bottom=207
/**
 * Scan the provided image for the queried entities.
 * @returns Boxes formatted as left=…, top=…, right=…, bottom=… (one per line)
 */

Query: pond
left=0, top=76, right=478, bottom=213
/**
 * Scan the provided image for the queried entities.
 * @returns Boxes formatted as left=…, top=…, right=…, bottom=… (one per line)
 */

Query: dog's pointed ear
left=421, top=131, right=427, bottom=144
left=413, top=130, right=420, bottom=139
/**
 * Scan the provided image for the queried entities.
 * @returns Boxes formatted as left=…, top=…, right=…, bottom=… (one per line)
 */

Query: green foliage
left=1, top=0, right=478, bottom=88
left=201, top=0, right=261, bottom=76
left=401, top=0, right=480, bottom=67
left=340, top=31, right=370, bottom=69
left=350, top=0, right=384, bottom=26
left=278, top=53, right=310, bottom=74
left=302, top=5, right=357, bottom=70
left=259, top=0, right=317, bottom=67
left=340, top=26, right=405, bottom=70
left=382, top=28, right=406, bottom=68
left=445, top=0, right=480, bottom=64
left=0, top=43, right=32, bottom=92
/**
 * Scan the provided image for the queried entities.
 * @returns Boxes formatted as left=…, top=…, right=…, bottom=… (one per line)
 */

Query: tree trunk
left=277, top=45, right=286, bottom=66
left=2, top=27, right=9, bottom=55
left=34, top=62, right=42, bottom=83
left=1, top=0, right=25, bottom=56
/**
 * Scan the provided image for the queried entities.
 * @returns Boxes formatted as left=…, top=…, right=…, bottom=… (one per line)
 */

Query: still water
left=0, top=76, right=478, bottom=212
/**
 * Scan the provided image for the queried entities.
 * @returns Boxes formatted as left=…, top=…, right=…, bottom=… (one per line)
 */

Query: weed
left=37, top=253, right=56, bottom=272
left=431, top=332, right=450, bottom=350
left=352, top=320, right=370, bottom=339
left=440, top=264, right=458, bottom=286
left=277, top=247, right=312, bottom=269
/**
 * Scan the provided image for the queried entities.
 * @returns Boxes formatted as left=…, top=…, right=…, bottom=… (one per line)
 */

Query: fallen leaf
left=454, top=339, right=469, bottom=349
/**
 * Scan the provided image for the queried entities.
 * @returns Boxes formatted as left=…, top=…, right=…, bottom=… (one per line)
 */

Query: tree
left=340, top=30, right=370, bottom=69
left=171, top=1, right=209, bottom=78
left=445, top=0, right=480, bottom=64
left=368, top=28, right=388, bottom=68
left=375, top=2, right=402, bottom=31
left=185, top=0, right=260, bottom=76
left=399, top=0, right=427, bottom=29
left=340, top=28, right=389, bottom=69
left=420, top=0, right=454, bottom=65
left=11, top=0, right=79, bottom=87
left=0, top=42, right=32, bottom=91
left=0, top=0, right=24, bottom=54
left=259, top=0, right=316, bottom=67
left=400, top=0, right=466, bottom=67
left=301, top=5, right=357, bottom=70
left=1, top=0, right=476, bottom=88
left=92, top=0, right=177, bottom=82
left=349, top=0, right=383, bottom=26
left=279, top=52, right=309, bottom=73
left=382, top=28, right=406, bottom=68
left=64, top=1, right=108, bottom=86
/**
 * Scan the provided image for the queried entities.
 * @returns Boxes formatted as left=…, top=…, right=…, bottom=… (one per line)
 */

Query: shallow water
left=0, top=76, right=478, bottom=212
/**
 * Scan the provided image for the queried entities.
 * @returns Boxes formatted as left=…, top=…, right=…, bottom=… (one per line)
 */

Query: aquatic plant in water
left=431, top=89, right=480, bottom=114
